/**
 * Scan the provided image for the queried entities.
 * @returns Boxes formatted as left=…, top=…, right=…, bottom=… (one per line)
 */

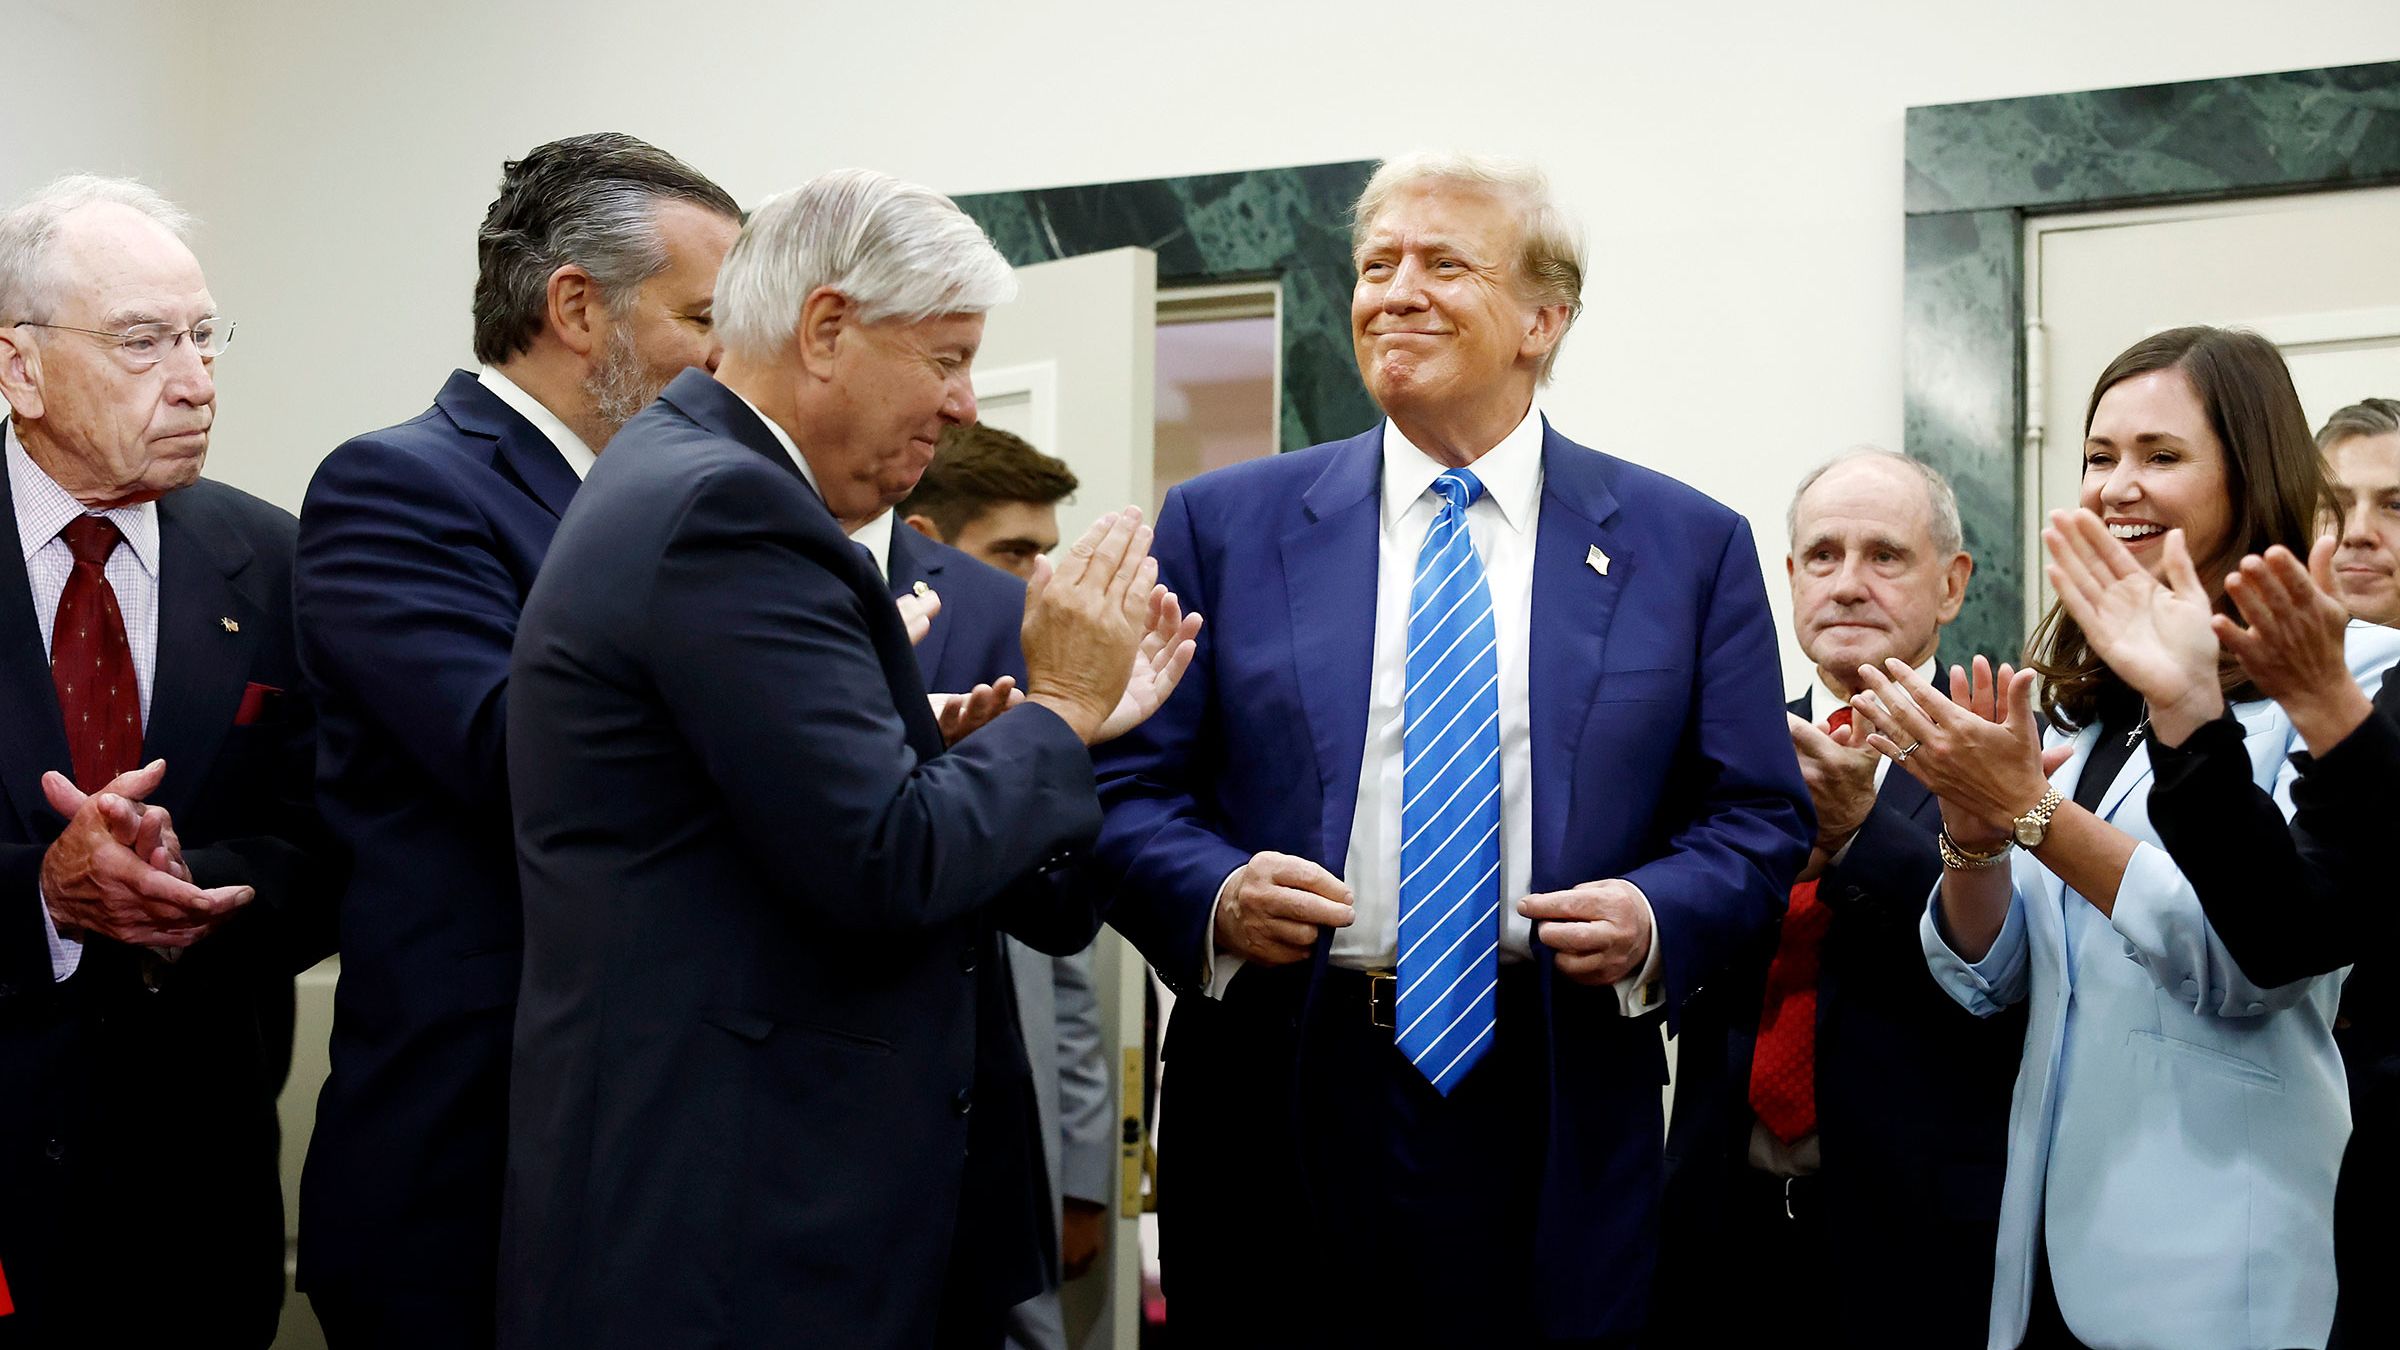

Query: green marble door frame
left=1904, top=60, right=2400, bottom=664
left=954, top=161, right=1381, bottom=455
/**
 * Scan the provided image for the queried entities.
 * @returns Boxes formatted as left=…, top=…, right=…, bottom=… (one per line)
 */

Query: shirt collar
left=477, top=365, right=596, bottom=479
left=847, top=508, right=896, bottom=581
left=1380, top=403, right=1544, bottom=533
left=7, top=419, right=161, bottom=576
left=727, top=390, right=821, bottom=499
left=1809, top=654, right=1940, bottom=722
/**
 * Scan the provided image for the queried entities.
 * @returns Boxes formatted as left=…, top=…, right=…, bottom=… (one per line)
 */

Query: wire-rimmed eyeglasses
left=9, top=317, right=236, bottom=368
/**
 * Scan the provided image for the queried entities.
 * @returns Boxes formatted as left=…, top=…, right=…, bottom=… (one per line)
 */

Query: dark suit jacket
left=1093, top=421, right=1813, bottom=1341
left=0, top=461, right=333, bottom=1348
left=293, top=371, right=581, bottom=1311
left=1653, top=691, right=2021, bottom=1347
left=499, top=370, right=1106, bottom=1350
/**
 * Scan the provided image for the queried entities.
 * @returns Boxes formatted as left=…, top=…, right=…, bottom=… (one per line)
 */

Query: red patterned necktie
left=1747, top=705, right=1853, bottom=1144
left=50, top=515, right=143, bottom=793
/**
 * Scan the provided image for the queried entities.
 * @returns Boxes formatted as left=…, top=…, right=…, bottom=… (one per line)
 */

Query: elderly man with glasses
left=0, top=176, right=335, bottom=1348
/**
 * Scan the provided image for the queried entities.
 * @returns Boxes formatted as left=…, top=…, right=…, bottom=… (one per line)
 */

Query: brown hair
left=899, top=423, right=1079, bottom=539
left=2029, top=326, right=2333, bottom=728
left=2317, top=396, right=2400, bottom=452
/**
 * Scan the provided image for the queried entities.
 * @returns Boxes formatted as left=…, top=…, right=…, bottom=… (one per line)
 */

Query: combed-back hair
left=471, top=133, right=738, bottom=365
left=714, top=169, right=1015, bottom=358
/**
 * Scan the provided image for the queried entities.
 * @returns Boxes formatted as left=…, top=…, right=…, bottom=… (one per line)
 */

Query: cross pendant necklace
left=2127, top=701, right=2151, bottom=747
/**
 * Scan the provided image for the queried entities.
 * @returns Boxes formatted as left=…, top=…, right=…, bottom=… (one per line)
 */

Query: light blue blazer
left=1919, top=627, right=2400, bottom=1350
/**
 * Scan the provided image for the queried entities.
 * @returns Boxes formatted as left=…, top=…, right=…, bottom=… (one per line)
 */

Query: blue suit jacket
left=1922, top=661, right=2390, bottom=1349
left=293, top=370, right=581, bottom=1302
left=1094, top=421, right=1811, bottom=1338
left=499, top=371, right=1105, bottom=1350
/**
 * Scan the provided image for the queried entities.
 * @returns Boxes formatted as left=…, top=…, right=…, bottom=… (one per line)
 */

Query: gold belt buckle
left=1367, top=970, right=1396, bottom=1030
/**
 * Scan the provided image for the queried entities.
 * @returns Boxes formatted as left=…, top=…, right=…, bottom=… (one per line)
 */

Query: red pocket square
left=234, top=682, right=283, bottom=726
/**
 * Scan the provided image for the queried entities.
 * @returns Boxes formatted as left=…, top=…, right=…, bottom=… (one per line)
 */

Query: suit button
left=959, top=947, right=977, bottom=974
left=44, top=1138, right=64, bottom=1162
left=952, top=1088, right=973, bottom=1117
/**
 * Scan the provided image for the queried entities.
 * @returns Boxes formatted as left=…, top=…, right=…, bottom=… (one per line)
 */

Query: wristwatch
left=2012, top=786, right=2066, bottom=848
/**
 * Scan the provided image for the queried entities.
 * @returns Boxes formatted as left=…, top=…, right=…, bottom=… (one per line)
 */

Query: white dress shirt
left=11, top=422, right=162, bottom=983
left=477, top=364, right=595, bottom=479
left=1210, top=406, right=1661, bottom=1016
left=847, top=508, right=896, bottom=581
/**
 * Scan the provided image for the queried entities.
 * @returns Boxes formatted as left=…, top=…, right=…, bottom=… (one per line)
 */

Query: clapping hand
left=1019, top=509, right=1159, bottom=745
left=1093, top=585, right=1202, bottom=744
left=1851, top=657, right=2056, bottom=848
left=2043, top=508, right=2222, bottom=741
left=2218, top=538, right=2373, bottom=755
left=38, top=759, right=252, bottom=948
left=929, top=678, right=1022, bottom=746
left=896, top=588, right=940, bottom=646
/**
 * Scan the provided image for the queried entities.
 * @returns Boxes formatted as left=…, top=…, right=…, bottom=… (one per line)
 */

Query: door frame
left=1903, top=58, right=2400, bottom=665
left=954, top=161, right=1377, bottom=456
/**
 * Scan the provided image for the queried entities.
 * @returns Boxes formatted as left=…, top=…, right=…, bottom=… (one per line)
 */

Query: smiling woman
left=2031, top=325, right=2332, bottom=728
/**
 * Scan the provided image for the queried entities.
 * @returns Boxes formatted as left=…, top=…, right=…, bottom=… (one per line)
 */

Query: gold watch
left=2012, top=786, right=2066, bottom=849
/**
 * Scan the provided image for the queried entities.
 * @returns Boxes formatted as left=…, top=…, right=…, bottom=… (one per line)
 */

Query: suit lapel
left=2094, top=736, right=2153, bottom=823
left=1527, top=424, right=1627, bottom=886
left=141, top=488, right=263, bottom=818
left=885, top=523, right=954, bottom=683
left=0, top=457, right=71, bottom=837
left=436, top=369, right=579, bottom=518
left=1279, top=430, right=1382, bottom=865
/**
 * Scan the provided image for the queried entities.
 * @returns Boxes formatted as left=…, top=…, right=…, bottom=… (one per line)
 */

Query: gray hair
left=1787, top=446, right=1966, bottom=559
left=1350, top=150, right=1585, bottom=384
left=714, top=169, right=1016, bottom=359
left=0, top=175, right=194, bottom=324
left=2317, top=397, right=2400, bottom=452
left=471, top=133, right=740, bottom=366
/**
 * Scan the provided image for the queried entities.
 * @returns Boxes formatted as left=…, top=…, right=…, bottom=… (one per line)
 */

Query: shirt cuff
left=1613, top=883, right=1664, bottom=1016
left=1200, top=865, right=1247, bottom=999
left=38, top=885, right=84, bottom=983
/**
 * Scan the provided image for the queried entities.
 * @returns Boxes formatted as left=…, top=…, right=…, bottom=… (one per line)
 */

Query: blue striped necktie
left=1396, top=467, right=1501, bottom=1096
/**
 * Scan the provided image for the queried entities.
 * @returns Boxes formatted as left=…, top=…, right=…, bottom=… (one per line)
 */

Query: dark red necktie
left=50, top=515, right=142, bottom=793
left=1747, top=705, right=1853, bottom=1144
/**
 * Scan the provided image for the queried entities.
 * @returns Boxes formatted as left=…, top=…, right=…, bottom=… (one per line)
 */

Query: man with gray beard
left=291, top=133, right=739, bottom=1349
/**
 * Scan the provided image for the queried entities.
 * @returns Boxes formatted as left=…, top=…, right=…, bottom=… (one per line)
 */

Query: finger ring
left=1896, top=740, right=1922, bottom=761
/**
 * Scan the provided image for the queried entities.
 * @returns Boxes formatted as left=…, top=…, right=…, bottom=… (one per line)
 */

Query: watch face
left=2014, top=818, right=2043, bottom=848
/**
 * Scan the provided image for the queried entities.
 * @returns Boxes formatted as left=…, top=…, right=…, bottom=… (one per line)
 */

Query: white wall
left=11, top=0, right=2400, bottom=679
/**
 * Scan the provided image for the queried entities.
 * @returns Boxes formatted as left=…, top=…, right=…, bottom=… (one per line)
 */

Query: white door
left=2025, top=187, right=2400, bottom=627
left=973, top=246, right=1158, bottom=1350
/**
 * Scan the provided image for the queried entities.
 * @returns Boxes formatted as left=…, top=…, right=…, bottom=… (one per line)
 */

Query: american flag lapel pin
left=219, top=617, right=240, bottom=633
left=1585, top=545, right=1610, bottom=577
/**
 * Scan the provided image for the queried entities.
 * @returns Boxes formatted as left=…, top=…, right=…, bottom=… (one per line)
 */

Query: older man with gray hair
left=0, top=175, right=334, bottom=1345
left=1094, top=151, right=1808, bottom=1346
left=1655, top=447, right=2021, bottom=1348
left=498, top=168, right=1196, bottom=1350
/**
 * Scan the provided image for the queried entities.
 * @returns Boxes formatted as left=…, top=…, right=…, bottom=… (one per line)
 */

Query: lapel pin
left=219, top=617, right=240, bottom=633
left=912, top=581, right=934, bottom=599
left=1585, top=545, right=1611, bottom=577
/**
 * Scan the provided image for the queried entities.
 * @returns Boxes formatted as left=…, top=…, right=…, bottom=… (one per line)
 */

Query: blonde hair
left=1350, top=151, right=1584, bottom=383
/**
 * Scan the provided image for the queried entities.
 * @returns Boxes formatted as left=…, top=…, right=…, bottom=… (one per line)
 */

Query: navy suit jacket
left=499, top=371, right=1106, bottom=1350
left=293, top=370, right=581, bottom=1304
left=1093, top=421, right=1812, bottom=1339
left=0, top=464, right=332, bottom=1347
left=1653, top=692, right=2021, bottom=1347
